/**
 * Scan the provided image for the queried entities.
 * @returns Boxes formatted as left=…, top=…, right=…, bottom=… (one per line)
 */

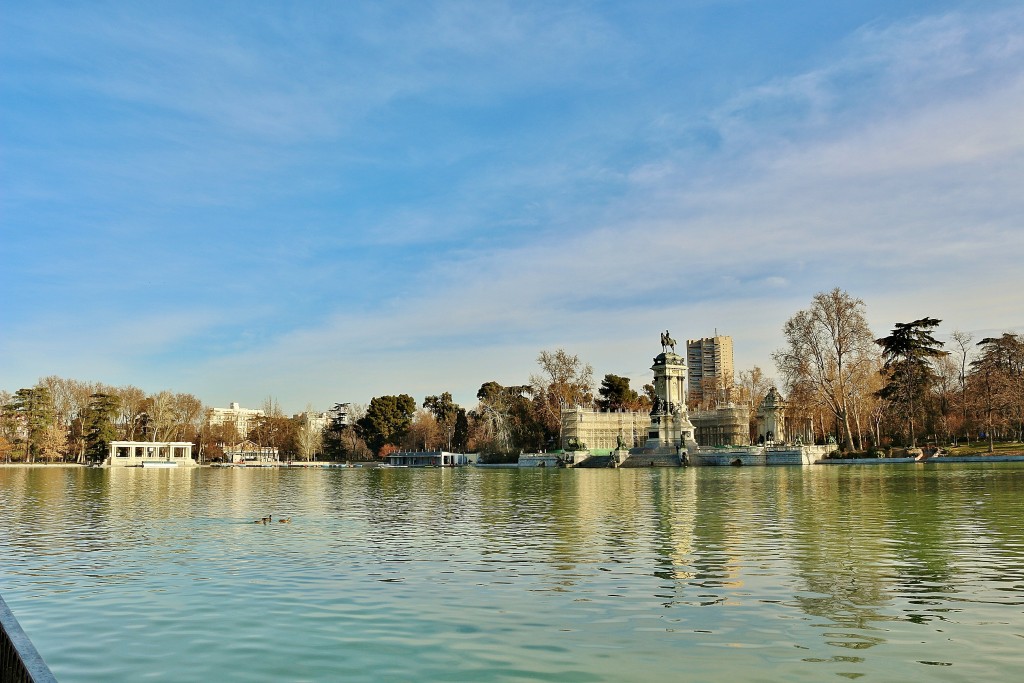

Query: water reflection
left=2, top=464, right=1023, bottom=682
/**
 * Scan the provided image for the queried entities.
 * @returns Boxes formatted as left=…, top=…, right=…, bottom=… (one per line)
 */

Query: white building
left=208, top=402, right=264, bottom=438
left=295, top=410, right=331, bottom=432
left=104, top=441, right=196, bottom=467
left=224, top=440, right=279, bottom=465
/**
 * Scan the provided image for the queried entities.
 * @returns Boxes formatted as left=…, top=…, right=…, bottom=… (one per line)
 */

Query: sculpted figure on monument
left=661, top=330, right=677, bottom=353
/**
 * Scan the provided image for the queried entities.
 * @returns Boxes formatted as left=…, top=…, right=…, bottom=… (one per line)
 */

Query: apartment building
left=207, top=402, right=264, bottom=438
left=685, top=335, right=735, bottom=407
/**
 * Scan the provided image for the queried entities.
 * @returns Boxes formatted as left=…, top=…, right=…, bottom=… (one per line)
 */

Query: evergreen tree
left=424, top=392, right=458, bottom=451
left=85, top=393, right=121, bottom=464
left=452, top=408, right=469, bottom=453
left=322, top=403, right=351, bottom=460
left=356, top=394, right=416, bottom=456
left=7, top=386, right=56, bottom=462
left=876, top=318, right=947, bottom=448
left=596, top=374, right=640, bottom=411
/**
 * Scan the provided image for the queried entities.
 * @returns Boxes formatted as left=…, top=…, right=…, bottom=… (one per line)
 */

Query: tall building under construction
left=686, top=335, right=734, bottom=406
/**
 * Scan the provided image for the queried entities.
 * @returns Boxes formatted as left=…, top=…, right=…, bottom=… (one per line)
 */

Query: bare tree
left=116, top=385, right=148, bottom=440
left=773, top=288, right=877, bottom=452
left=343, top=403, right=371, bottom=459
left=950, top=330, right=974, bottom=445
left=697, top=376, right=724, bottom=411
left=530, top=349, right=594, bottom=445
left=474, top=383, right=518, bottom=453
left=38, top=376, right=75, bottom=430
left=845, top=354, right=884, bottom=450
left=38, top=423, right=68, bottom=462
left=969, top=333, right=1024, bottom=451
left=931, top=354, right=962, bottom=445
left=262, top=396, right=284, bottom=419
left=404, top=409, right=442, bottom=451
left=296, top=404, right=324, bottom=461
left=38, top=376, right=98, bottom=461
left=472, top=382, right=541, bottom=453
left=142, top=391, right=176, bottom=441
left=734, top=366, right=771, bottom=441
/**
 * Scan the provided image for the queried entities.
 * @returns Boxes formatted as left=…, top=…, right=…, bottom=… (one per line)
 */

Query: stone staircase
left=574, top=455, right=616, bottom=468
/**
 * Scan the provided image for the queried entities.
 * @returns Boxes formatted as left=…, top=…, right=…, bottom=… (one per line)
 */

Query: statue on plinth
left=660, top=330, right=677, bottom=353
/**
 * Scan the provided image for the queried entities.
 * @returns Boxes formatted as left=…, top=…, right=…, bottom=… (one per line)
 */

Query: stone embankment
left=817, top=454, right=1024, bottom=465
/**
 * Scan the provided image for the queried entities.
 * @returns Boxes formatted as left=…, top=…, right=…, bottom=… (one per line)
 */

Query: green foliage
left=424, top=392, right=459, bottom=451
left=876, top=317, right=947, bottom=447
left=452, top=408, right=469, bottom=453
left=85, top=392, right=121, bottom=464
left=597, top=374, right=640, bottom=410
left=948, top=441, right=1024, bottom=457
left=6, top=386, right=55, bottom=462
left=322, top=403, right=353, bottom=460
left=356, top=394, right=416, bottom=455
left=424, top=392, right=457, bottom=424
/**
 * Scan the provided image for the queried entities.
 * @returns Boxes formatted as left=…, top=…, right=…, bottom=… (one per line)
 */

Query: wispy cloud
left=3, top=3, right=1022, bottom=411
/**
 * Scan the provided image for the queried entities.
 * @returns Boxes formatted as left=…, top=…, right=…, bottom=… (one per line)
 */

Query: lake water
left=2, top=464, right=1023, bottom=682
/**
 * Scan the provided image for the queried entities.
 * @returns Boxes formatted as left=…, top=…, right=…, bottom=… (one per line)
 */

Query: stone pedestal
left=627, top=349, right=698, bottom=467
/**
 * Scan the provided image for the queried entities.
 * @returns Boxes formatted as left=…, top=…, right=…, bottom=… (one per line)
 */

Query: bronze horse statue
left=660, top=330, right=677, bottom=353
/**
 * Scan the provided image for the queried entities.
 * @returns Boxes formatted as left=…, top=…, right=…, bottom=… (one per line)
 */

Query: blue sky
left=3, top=1, right=1023, bottom=414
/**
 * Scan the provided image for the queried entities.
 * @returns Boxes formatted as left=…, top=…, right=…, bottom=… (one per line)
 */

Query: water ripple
left=2, top=465, right=1024, bottom=681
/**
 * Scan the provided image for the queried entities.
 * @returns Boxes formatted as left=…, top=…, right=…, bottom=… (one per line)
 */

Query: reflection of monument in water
left=621, top=331, right=699, bottom=467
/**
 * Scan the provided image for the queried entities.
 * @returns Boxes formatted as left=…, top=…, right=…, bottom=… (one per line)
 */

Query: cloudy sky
left=2, top=1, right=1022, bottom=413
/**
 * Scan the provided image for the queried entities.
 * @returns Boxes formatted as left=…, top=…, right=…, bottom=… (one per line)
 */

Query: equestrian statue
left=660, top=330, right=677, bottom=353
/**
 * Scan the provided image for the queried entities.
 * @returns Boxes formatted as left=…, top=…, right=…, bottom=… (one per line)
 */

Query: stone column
left=643, top=351, right=696, bottom=451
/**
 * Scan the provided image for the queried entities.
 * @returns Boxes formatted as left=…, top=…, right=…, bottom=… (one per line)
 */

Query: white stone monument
left=756, top=386, right=787, bottom=445
left=626, top=332, right=698, bottom=466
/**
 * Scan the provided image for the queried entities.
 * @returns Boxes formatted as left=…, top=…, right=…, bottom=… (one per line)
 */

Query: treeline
left=0, top=379, right=207, bottom=464
left=0, top=379, right=331, bottom=464
left=771, top=289, right=1024, bottom=453
left=0, top=349, right=611, bottom=464
left=329, top=349, right=612, bottom=462
left=3, top=289, right=1022, bottom=463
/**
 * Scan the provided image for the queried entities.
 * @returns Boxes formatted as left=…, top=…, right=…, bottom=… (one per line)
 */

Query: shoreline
left=4, top=455, right=1024, bottom=469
